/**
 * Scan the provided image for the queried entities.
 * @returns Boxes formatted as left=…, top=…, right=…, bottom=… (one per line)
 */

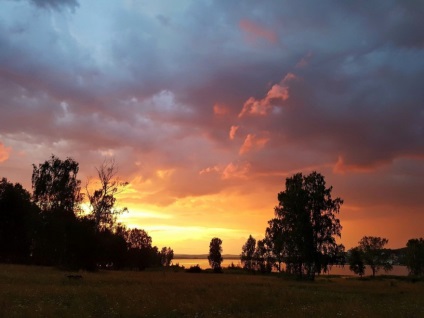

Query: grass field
left=0, top=264, right=423, bottom=317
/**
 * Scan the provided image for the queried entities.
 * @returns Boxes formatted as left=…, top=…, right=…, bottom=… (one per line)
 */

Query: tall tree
left=264, top=218, right=285, bottom=272
left=405, top=238, right=424, bottom=276
left=160, top=247, right=174, bottom=267
left=254, top=239, right=273, bottom=273
left=31, top=155, right=84, bottom=267
left=274, top=171, right=343, bottom=280
left=208, top=237, right=223, bottom=272
left=86, top=159, right=128, bottom=231
left=32, top=155, right=83, bottom=215
left=358, top=236, right=392, bottom=277
left=240, top=235, right=256, bottom=270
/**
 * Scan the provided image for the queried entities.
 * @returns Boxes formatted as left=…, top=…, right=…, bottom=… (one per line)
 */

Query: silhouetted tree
left=208, top=237, right=223, bottom=272
left=241, top=235, right=256, bottom=270
left=96, top=227, right=127, bottom=270
left=124, top=228, right=161, bottom=270
left=358, top=236, right=392, bottom=277
left=0, top=178, right=40, bottom=263
left=86, top=159, right=128, bottom=231
left=254, top=239, right=273, bottom=273
left=274, top=171, right=343, bottom=280
left=405, top=238, right=424, bottom=276
left=264, top=218, right=285, bottom=272
left=126, top=228, right=152, bottom=249
left=31, top=155, right=84, bottom=267
left=348, top=247, right=366, bottom=277
left=32, top=155, right=83, bottom=215
left=160, top=247, right=174, bottom=266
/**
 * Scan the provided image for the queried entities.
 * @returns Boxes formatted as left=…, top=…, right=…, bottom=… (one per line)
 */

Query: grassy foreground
left=0, top=264, right=423, bottom=317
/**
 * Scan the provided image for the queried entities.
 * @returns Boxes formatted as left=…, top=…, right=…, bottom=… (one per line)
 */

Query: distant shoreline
left=174, top=254, right=240, bottom=260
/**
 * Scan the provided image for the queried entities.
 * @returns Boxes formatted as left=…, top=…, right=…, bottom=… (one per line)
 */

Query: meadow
left=0, top=264, right=423, bottom=317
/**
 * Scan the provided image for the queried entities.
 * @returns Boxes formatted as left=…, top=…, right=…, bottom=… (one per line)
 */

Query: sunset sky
left=0, top=0, right=423, bottom=254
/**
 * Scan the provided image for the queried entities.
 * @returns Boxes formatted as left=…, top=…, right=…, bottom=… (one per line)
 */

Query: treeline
left=0, top=155, right=173, bottom=271
left=240, top=172, right=424, bottom=279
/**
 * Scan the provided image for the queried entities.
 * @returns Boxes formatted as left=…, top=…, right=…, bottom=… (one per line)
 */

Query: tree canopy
left=208, top=237, right=223, bottom=272
left=405, top=238, right=424, bottom=276
left=273, top=171, right=344, bottom=280
left=241, top=235, right=256, bottom=270
left=32, top=155, right=83, bottom=215
left=86, top=159, right=128, bottom=231
left=0, top=155, right=173, bottom=272
left=357, top=236, right=392, bottom=277
left=348, top=247, right=366, bottom=277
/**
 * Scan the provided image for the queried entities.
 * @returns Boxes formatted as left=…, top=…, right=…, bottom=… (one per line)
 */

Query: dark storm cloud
left=26, top=0, right=79, bottom=11
left=0, top=0, right=423, bottom=210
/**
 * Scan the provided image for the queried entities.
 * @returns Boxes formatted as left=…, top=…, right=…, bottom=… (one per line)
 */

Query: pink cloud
left=239, top=19, right=278, bottom=44
left=333, top=156, right=377, bottom=174
left=296, top=52, right=313, bottom=68
left=229, top=125, right=239, bottom=140
left=222, top=161, right=251, bottom=180
left=0, top=142, right=11, bottom=163
left=213, top=103, right=229, bottom=116
left=199, top=165, right=220, bottom=175
left=239, top=134, right=269, bottom=155
left=238, top=73, right=295, bottom=117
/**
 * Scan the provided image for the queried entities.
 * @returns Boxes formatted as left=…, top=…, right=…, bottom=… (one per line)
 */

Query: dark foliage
left=348, top=247, right=366, bottom=277
left=357, top=236, right=393, bottom=277
left=273, top=172, right=344, bottom=280
left=208, top=237, right=223, bottom=272
left=186, top=265, right=202, bottom=273
left=406, top=238, right=424, bottom=276
left=240, top=235, right=256, bottom=270
left=0, top=155, right=171, bottom=272
left=0, top=178, right=40, bottom=263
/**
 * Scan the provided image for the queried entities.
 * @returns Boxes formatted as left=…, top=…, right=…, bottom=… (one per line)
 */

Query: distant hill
left=174, top=254, right=240, bottom=260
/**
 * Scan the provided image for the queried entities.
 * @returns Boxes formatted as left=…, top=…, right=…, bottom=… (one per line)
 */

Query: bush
left=186, top=265, right=202, bottom=273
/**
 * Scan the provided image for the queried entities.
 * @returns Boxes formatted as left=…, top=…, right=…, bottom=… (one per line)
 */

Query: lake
left=173, top=258, right=409, bottom=276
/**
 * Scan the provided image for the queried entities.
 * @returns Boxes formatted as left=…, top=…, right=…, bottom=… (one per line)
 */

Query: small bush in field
left=186, top=265, right=202, bottom=273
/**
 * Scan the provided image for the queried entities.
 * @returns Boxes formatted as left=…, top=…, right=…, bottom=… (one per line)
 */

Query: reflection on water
left=173, top=259, right=240, bottom=269
left=173, top=259, right=409, bottom=276
left=325, top=265, right=409, bottom=276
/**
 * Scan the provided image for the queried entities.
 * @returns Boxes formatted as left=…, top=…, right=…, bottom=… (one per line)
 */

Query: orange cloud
left=239, top=133, right=269, bottom=154
left=296, top=51, right=313, bottom=68
left=239, top=19, right=278, bottom=44
left=222, top=161, right=251, bottom=179
left=0, top=142, right=11, bottom=163
left=199, top=165, right=220, bottom=175
left=229, top=125, right=239, bottom=140
left=333, top=156, right=377, bottom=174
left=213, top=103, right=229, bottom=115
left=238, top=74, right=295, bottom=117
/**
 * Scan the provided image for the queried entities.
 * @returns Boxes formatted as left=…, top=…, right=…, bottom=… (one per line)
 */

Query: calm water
left=173, top=258, right=409, bottom=276
left=173, top=258, right=240, bottom=269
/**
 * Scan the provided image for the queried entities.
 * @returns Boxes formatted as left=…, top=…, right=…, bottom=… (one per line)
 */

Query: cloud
left=213, top=103, right=229, bottom=116
left=22, top=0, right=79, bottom=11
left=229, top=125, right=239, bottom=140
left=0, top=0, right=424, bottom=252
left=0, top=143, right=11, bottom=163
left=296, top=52, right=313, bottom=69
left=239, top=134, right=269, bottom=155
left=238, top=74, right=295, bottom=117
left=222, top=162, right=251, bottom=180
left=239, top=19, right=278, bottom=44
left=333, top=156, right=378, bottom=174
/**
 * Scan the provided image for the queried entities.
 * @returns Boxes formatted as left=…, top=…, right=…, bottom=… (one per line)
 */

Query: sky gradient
left=0, top=0, right=423, bottom=254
